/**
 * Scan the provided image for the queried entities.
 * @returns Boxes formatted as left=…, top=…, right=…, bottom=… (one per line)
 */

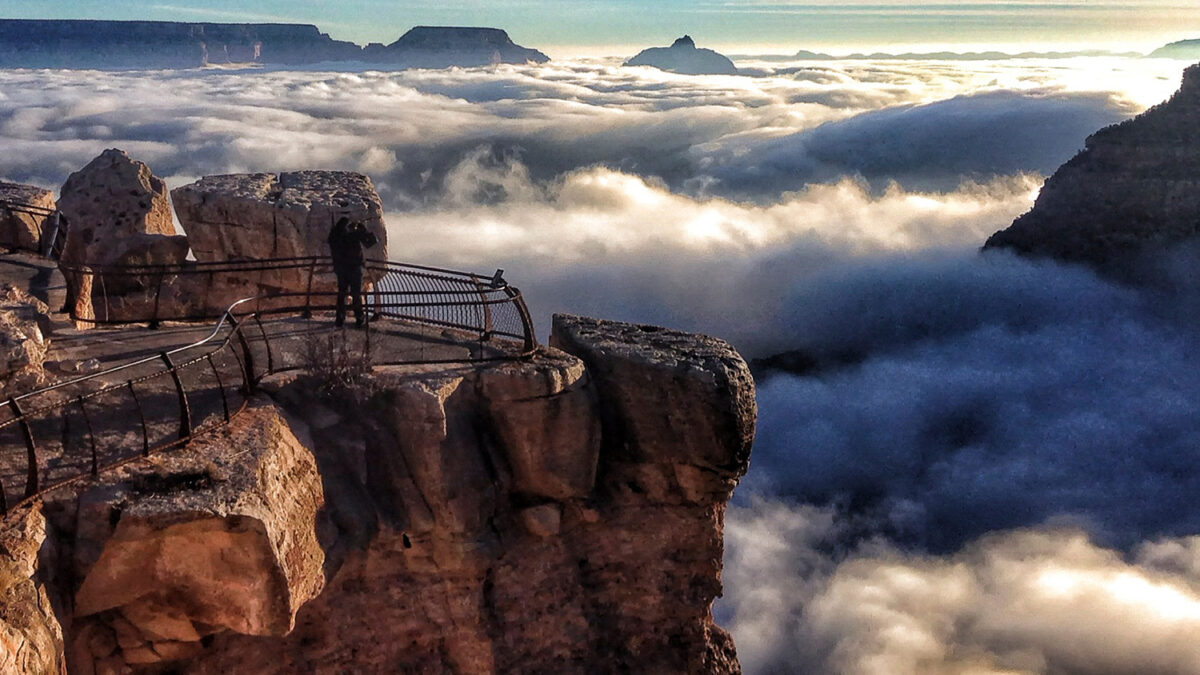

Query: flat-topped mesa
left=172, top=171, right=388, bottom=294
left=0, top=182, right=55, bottom=253
left=984, top=63, right=1200, bottom=270
left=0, top=19, right=360, bottom=68
left=625, top=35, right=738, bottom=75
left=364, top=26, right=550, bottom=67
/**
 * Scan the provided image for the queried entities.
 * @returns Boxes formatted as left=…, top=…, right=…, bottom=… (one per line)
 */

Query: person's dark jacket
left=328, top=220, right=378, bottom=272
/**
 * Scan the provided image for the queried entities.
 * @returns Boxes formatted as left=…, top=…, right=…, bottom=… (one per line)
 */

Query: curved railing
left=58, top=256, right=537, bottom=353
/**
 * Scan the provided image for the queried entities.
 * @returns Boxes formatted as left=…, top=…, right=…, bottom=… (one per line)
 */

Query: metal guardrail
left=0, top=199, right=541, bottom=515
left=58, top=256, right=538, bottom=353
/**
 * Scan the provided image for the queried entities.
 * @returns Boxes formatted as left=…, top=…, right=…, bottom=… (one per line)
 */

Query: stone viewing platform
left=0, top=148, right=756, bottom=672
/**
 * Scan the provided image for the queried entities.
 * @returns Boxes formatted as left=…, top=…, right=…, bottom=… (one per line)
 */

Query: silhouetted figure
left=327, top=216, right=378, bottom=327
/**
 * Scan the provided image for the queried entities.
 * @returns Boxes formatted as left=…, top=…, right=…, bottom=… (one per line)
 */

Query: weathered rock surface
left=0, top=283, right=50, bottom=397
left=0, top=506, right=65, bottom=674
left=984, top=63, right=1200, bottom=269
left=626, top=35, right=738, bottom=76
left=68, top=401, right=325, bottom=672
left=0, top=315, right=753, bottom=673
left=57, top=149, right=187, bottom=270
left=172, top=171, right=387, bottom=295
left=0, top=182, right=55, bottom=253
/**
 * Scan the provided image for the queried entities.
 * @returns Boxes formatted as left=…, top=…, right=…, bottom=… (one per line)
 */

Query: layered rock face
left=984, top=63, right=1200, bottom=268
left=0, top=20, right=548, bottom=70
left=0, top=182, right=55, bottom=253
left=2, top=313, right=755, bottom=673
left=626, top=36, right=738, bottom=76
left=0, top=20, right=361, bottom=69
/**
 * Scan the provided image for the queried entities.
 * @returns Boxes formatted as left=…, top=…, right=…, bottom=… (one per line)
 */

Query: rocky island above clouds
left=625, top=36, right=738, bottom=75
left=0, top=20, right=549, bottom=70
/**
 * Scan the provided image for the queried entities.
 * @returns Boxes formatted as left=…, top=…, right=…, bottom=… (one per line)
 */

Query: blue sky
left=2, top=1, right=1199, bottom=54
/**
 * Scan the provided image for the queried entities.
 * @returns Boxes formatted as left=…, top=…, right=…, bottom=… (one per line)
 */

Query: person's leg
left=351, top=270, right=365, bottom=326
left=335, top=273, right=348, bottom=327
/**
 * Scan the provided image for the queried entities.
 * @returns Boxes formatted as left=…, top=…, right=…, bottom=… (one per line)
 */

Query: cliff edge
left=0, top=312, right=755, bottom=673
left=984, top=63, right=1200, bottom=269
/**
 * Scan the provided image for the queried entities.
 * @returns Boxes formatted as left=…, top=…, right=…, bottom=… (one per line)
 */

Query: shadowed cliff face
left=0, top=313, right=755, bottom=673
left=984, top=63, right=1200, bottom=272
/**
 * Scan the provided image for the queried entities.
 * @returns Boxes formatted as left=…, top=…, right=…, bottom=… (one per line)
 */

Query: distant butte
left=625, top=35, right=738, bottom=75
left=0, top=19, right=549, bottom=69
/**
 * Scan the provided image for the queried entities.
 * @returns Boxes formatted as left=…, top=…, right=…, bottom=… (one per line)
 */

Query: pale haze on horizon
left=2, top=0, right=1199, bottom=55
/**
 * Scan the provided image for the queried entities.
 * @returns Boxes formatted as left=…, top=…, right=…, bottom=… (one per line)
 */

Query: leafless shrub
left=302, top=327, right=374, bottom=395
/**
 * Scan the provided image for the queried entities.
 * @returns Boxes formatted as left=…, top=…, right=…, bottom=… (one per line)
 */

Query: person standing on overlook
left=327, top=216, right=378, bottom=327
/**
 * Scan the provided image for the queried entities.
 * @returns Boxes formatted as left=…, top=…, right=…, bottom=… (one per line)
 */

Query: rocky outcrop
left=0, top=506, right=65, bottom=673
left=0, top=313, right=754, bottom=673
left=0, top=284, right=50, bottom=397
left=626, top=36, right=738, bottom=76
left=57, top=149, right=187, bottom=270
left=0, top=20, right=548, bottom=70
left=171, top=171, right=387, bottom=297
left=0, top=182, right=55, bottom=253
left=984, top=63, right=1200, bottom=268
left=365, top=26, right=549, bottom=67
left=68, top=401, right=325, bottom=672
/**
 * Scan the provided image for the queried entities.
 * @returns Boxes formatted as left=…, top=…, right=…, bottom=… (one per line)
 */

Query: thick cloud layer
left=724, top=503, right=1200, bottom=674
left=2, top=55, right=1197, bottom=674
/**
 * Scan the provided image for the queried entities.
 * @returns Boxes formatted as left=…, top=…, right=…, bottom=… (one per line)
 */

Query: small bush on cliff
left=302, top=327, right=374, bottom=395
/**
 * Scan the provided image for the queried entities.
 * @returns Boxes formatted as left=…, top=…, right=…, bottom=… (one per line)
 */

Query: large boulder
left=172, top=171, right=388, bottom=294
left=57, top=149, right=189, bottom=268
left=0, top=182, right=55, bottom=253
left=625, top=35, right=738, bottom=76
left=70, top=401, right=326, bottom=672
left=985, top=63, right=1200, bottom=270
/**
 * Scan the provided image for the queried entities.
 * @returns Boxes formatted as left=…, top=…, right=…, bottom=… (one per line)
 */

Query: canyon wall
left=0, top=21, right=548, bottom=69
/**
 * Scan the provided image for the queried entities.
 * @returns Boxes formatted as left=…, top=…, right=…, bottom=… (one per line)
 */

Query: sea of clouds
left=2, top=54, right=1197, bottom=673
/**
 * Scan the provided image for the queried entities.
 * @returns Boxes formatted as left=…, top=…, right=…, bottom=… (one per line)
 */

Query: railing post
left=6, top=398, right=38, bottom=500
left=253, top=315, right=275, bottom=375
left=206, top=354, right=231, bottom=422
left=126, top=380, right=151, bottom=457
left=504, top=286, right=538, bottom=354
left=470, top=274, right=494, bottom=340
left=228, top=315, right=256, bottom=393
left=75, top=397, right=99, bottom=477
left=159, top=352, right=192, bottom=440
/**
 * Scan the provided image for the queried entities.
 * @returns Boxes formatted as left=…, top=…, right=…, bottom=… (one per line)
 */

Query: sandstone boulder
left=551, top=313, right=756, bottom=494
left=57, top=149, right=188, bottom=268
left=985, top=63, right=1200, bottom=269
left=0, top=182, right=56, bottom=253
left=71, top=401, right=325, bottom=671
left=172, top=171, right=388, bottom=293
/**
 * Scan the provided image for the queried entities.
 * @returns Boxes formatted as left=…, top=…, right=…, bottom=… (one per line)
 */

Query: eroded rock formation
left=0, top=284, right=50, bottom=397
left=365, top=26, right=550, bottom=67
left=984, top=63, right=1200, bottom=269
left=57, top=149, right=188, bottom=270
left=0, top=182, right=55, bottom=253
left=0, top=311, right=755, bottom=673
left=625, top=36, right=738, bottom=76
